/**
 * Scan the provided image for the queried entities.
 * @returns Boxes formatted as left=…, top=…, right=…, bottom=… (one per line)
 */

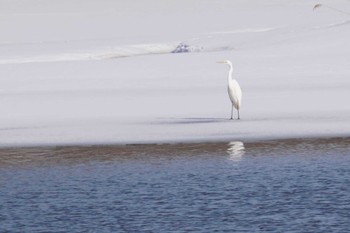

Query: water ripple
left=1, top=137, right=350, bottom=232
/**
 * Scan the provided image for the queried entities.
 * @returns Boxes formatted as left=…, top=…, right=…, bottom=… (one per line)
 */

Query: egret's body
left=218, top=60, right=242, bottom=120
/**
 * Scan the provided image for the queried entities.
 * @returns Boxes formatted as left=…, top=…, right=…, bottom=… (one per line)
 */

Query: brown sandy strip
left=0, top=137, right=349, bottom=169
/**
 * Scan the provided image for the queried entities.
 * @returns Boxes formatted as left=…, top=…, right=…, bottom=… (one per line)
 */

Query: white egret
left=217, top=60, right=242, bottom=120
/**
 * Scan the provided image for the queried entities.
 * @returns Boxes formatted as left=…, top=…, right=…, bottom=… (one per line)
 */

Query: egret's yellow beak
left=217, top=61, right=226, bottom=64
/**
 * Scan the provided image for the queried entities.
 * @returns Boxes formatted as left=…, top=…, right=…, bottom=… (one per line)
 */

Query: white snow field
left=0, top=0, right=350, bottom=147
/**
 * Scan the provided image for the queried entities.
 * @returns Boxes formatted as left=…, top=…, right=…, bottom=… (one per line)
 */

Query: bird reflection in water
left=227, top=141, right=245, bottom=161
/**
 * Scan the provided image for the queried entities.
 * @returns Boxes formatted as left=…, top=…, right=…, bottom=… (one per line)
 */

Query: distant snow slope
left=0, top=0, right=350, bottom=146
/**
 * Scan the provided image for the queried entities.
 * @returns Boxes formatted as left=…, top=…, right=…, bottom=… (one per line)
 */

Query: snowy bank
left=0, top=0, right=350, bottom=147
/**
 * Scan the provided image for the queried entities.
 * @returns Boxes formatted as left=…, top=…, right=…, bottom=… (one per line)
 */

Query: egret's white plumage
left=218, top=60, right=242, bottom=120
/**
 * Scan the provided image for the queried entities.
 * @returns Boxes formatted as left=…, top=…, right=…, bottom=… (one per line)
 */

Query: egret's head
left=217, top=60, right=232, bottom=66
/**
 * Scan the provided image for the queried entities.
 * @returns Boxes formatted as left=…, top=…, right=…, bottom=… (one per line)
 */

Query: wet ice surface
left=1, top=138, right=350, bottom=232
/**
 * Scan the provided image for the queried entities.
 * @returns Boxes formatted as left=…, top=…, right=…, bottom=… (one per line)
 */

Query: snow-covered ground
left=1, top=0, right=350, bottom=147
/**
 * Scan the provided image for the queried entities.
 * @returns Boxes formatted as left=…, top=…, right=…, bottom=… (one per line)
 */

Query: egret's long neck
left=227, top=64, right=233, bottom=83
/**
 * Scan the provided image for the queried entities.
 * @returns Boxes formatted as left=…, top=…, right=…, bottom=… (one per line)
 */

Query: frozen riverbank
left=1, top=0, right=350, bottom=147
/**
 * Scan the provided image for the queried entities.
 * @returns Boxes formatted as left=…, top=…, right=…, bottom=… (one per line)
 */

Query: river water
left=1, top=138, right=350, bottom=232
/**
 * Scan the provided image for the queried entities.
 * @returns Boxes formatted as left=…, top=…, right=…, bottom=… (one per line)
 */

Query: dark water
left=1, top=138, right=350, bottom=232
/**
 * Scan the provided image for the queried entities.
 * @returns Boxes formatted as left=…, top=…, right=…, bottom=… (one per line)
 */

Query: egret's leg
left=237, top=110, right=240, bottom=120
left=230, top=105, right=233, bottom=120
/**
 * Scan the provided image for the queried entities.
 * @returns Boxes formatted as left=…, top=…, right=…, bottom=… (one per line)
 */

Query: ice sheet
left=0, top=0, right=349, bottom=146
